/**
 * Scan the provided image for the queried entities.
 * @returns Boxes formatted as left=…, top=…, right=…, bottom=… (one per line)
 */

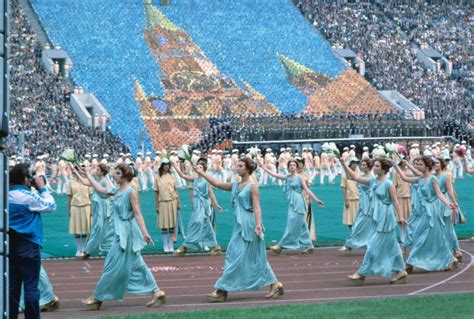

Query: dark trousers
left=9, top=233, right=41, bottom=319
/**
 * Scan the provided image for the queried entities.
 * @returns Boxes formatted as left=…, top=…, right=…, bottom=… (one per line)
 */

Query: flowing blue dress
left=406, top=176, right=452, bottom=271
left=358, top=178, right=405, bottom=278
left=403, top=181, right=421, bottom=248
left=183, top=177, right=218, bottom=251
left=85, top=177, right=115, bottom=255
left=94, top=187, right=158, bottom=301
left=436, top=174, right=460, bottom=253
left=214, top=183, right=277, bottom=292
left=344, top=175, right=375, bottom=250
left=278, top=175, right=313, bottom=249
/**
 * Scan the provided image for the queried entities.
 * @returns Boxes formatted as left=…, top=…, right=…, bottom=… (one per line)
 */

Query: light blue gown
left=278, top=175, right=313, bottom=249
left=20, top=266, right=55, bottom=311
left=407, top=176, right=452, bottom=271
left=344, top=175, right=375, bottom=250
left=214, top=183, right=277, bottom=292
left=94, top=187, right=158, bottom=301
left=182, top=177, right=218, bottom=251
left=85, top=177, right=115, bottom=255
left=358, top=178, right=405, bottom=278
left=403, top=181, right=421, bottom=248
left=436, top=174, right=460, bottom=253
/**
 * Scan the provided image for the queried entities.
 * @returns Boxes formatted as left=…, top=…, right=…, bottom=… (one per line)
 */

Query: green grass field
left=91, top=292, right=474, bottom=319
left=42, top=176, right=474, bottom=257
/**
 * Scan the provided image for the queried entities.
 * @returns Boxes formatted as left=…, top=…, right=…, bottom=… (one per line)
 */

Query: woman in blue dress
left=402, top=157, right=422, bottom=250
left=339, top=158, right=374, bottom=252
left=172, top=158, right=223, bottom=256
left=81, top=164, right=165, bottom=310
left=393, top=157, right=457, bottom=273
left=347, top=158, right=408, bottom=285
left=73, top=163, right=115, bottom=258
left=196, top=157, right=283, bottom=302
left=434, top=157, right=462, bottom=261
left=259, top=159, right=324, bottom=254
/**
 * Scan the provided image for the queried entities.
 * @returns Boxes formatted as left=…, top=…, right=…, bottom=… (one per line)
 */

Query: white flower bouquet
left=322, top=142, right=340, bottom=157
left=372, top=147, right=387, bottom=158
left=177, top=144, right=191, bottom=161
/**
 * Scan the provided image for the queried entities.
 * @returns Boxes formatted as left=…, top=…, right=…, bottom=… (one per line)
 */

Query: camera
left=30, top=171, right=47, bottom=190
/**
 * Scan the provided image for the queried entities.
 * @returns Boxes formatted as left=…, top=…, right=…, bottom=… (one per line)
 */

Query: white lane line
left=408, top=248, right=473, bottom=296
left=54, top=279, right=474, bottom=301
left=51, top=289, right=474, bottom=313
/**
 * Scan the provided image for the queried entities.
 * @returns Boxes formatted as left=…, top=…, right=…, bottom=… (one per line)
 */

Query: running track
left=42, top=240, right=474, bottom=318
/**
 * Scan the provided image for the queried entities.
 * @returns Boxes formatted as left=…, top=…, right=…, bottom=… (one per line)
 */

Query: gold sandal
left=81, top=296, right=102, bottom=310
left=146, top=290, right=166, bottom=307
left=346, top=273, right=365, bottom=286
left=338, top=246, right=352, bottom=253
left=174, top=246, right=186, bottom=257
left=270, top=245, right=282, bottom=255
left=265, top=282, right=284, bottom=299
left=41, top=296, right=60, bottom=312
left=454, top=251, right=463, bottom=263
left=209, top=246, right=222, bottom=256
left=390, top=271, right=408, bottom=284
left=447, top=258, right=460, bottom=271
left=207, top=290, right=228, bottom=302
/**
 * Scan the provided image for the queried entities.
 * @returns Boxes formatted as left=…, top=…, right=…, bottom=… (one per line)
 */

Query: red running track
left=41, top=240, right=474, bottom=318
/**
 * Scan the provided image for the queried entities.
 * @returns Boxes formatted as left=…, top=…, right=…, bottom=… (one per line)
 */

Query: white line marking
left=53, top=290, right=474, bottom=313
left=408, top=249, right=473, bottom=295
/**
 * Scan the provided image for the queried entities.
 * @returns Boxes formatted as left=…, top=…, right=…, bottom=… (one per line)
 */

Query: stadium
left=0, top=0, right=473, bottom=318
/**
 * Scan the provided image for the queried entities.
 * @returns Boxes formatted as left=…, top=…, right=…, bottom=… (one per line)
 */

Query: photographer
left=9, top=164, right=57, bottom=319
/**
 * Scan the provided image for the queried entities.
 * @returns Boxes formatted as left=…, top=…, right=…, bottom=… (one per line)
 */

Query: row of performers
left=29, top=154, right=471, bottom=311
left=13, top=141, right=472, bottom=198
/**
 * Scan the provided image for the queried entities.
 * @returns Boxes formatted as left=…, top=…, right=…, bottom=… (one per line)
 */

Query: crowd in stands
left=7, top=0, right=129, bottom=160
left=5, top=0, right=472, bottom=157
left=381, top=1, right=472, bottom=91
left=294, top=0, right=472, bottom=138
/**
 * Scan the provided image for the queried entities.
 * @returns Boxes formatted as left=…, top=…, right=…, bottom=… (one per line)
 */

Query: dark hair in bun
left=98, top=163, right=109, bottom=176
left=116, top=163, right=134, bottom=182
left=374, top=158, right=392, bottom=174
left=239, top=157, right=256, bottom=175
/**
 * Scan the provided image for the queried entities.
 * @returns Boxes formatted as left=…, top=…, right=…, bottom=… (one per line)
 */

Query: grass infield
left=92, top=292, right=474, bottom=319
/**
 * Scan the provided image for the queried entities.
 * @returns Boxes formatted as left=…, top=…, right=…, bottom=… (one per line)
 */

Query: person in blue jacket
left=9, top=163, right=57, bottom=319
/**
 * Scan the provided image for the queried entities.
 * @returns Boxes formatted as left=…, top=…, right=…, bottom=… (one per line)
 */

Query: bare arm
left=445, top=174, right=458, bottom=207
left=389, top=184, right=406, bottom=224
left=154, top=190, right=160, bottom=214
left=259, top=163, right=286, bottom=180
left=462, top=158, right=474, bottom=174
left=405, top=161, right=422, bottom=176
left=432, top=178, right=454, bottom=208
left=342, top=185, right=349, bottom=209
left=195, top=166, right=232, bottom=191
left=130, top=190, right=154, bottom=245
left=176, top=187, right=181, bottom=210
left=73, top=170, right=92, bottom=186
left=251, top=184, right=263, bottom=237
left=67, top=196, right=72, bottom=217
left=393, top=164, right=419, bottom=184
left=342, top=163, right=371, bottom=185
left=208, top=186, right=223, bottom=212
left=301, top=177, right=324, bottom=207
left=172, top=162, right=195, bottom=182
